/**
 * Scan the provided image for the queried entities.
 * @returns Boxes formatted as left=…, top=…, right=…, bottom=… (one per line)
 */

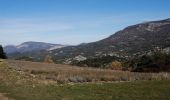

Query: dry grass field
left=0, top=59, right=170, bottom=100
left=6, top=59, right=170, bottom=84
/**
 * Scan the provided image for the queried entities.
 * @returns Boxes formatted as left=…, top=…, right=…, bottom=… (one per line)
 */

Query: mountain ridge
left=4, top=41, right=67, bottom=54
left=5, top=18, right=170, bottom=64
left=50, top=18, right=170, bottom=63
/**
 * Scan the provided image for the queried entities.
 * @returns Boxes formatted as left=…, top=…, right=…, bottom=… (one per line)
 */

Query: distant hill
left=6, top=18, right=170, bottom=65
left=4, top=41, right=67, bottom=54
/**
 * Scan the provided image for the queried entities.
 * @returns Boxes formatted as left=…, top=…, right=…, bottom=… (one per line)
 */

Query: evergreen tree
left=0, top=45, right=7, bottom=59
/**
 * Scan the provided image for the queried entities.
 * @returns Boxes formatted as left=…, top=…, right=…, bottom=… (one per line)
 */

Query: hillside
left=6, top=18, right=170, bottom=65
left=51, top=18, right=170, bottom=63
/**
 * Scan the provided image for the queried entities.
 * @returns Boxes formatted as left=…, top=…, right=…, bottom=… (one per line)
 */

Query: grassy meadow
left=0, top=59, right=170, bottom=100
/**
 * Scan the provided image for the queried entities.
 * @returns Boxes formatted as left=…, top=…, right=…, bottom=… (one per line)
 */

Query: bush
left=111, top=61, right=123, bottom=70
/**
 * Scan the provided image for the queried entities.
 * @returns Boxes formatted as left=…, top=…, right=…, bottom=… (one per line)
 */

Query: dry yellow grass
left=5, top=59, right=170, bottom=84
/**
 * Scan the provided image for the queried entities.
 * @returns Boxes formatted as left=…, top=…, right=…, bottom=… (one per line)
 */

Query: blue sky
left=0, top=0, right=170, bottom=46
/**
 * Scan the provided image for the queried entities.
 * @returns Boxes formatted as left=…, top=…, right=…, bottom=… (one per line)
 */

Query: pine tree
left=0, top=45, right=7, bottom=59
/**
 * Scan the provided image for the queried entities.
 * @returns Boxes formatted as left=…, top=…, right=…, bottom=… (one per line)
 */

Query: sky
left=0, top=0, right=170, bottom=46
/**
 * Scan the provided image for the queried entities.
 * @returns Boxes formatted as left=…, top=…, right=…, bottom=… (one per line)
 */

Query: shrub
left=111, top=61, right=123, bottom=70
left=44, top=55, right=54, bottom=63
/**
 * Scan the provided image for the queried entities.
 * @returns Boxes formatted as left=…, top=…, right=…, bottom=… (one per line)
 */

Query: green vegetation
left=72, top=51, right=170, bottom=73
left=0, top=45, right=7, bottom=59
left=126, top=51, right=170, bottom=72
left=0, top=80, right=170, bottom=100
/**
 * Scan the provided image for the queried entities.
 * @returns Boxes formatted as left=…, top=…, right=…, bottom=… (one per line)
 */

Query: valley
left=1, top=0, right=170, bottom=100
